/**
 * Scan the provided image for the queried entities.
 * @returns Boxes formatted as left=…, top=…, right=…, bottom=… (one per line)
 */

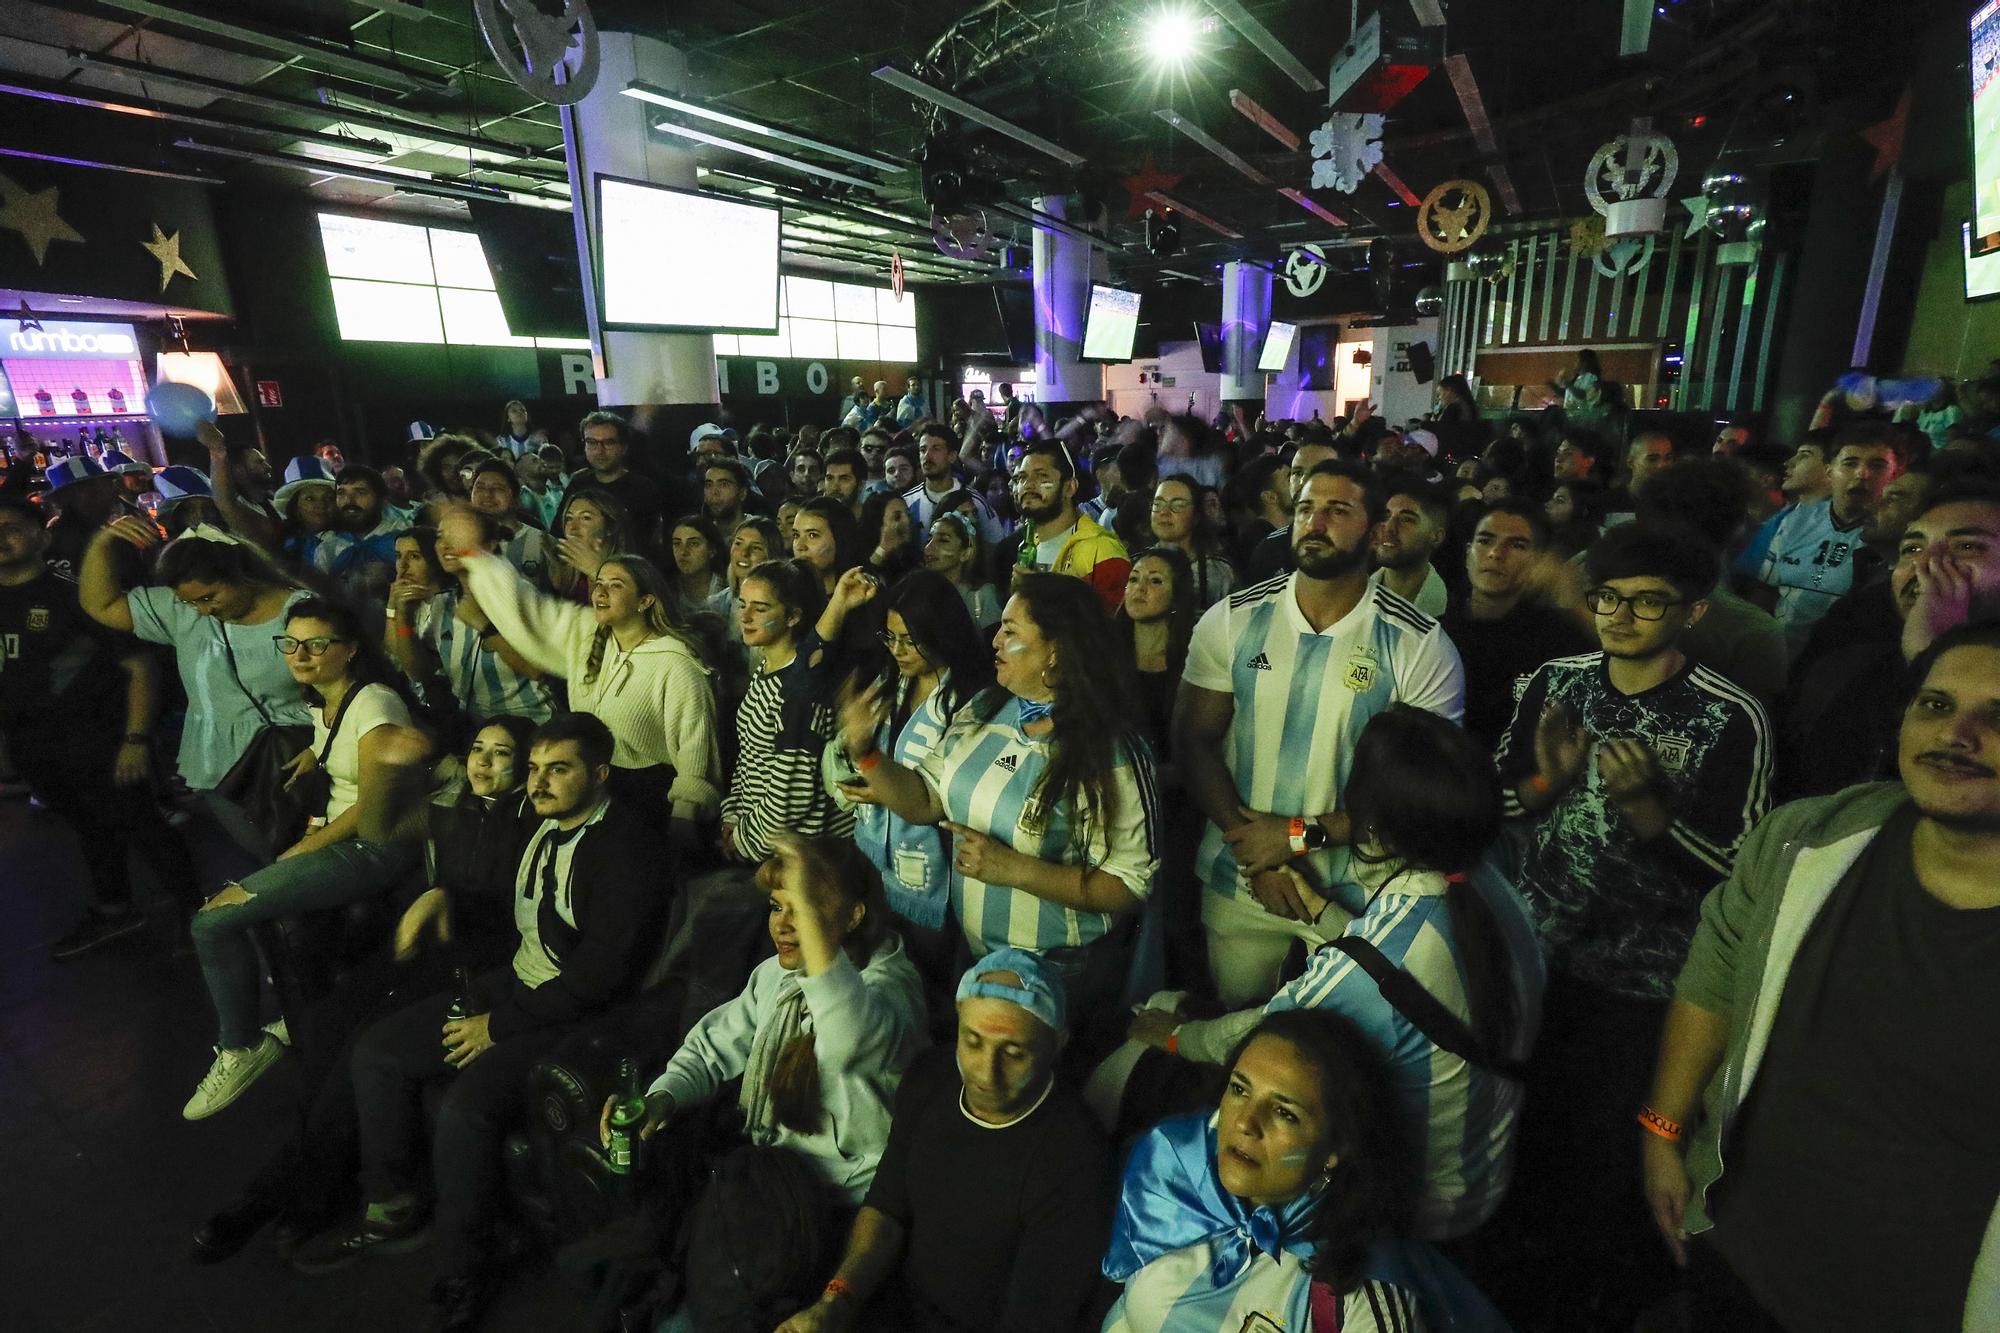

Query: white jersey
left=1184, top=574, right=1465, bottom=909
left=1755, top=497, right=1864, bottom=653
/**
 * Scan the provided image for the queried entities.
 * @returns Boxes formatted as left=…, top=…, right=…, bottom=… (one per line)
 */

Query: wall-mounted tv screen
left=1973, top=1, right=2000, bottom=257
left=1081, top=284, right=1142, bottom=362
left=1257, top=320, right=1299, bottom=373
left=1967, top=221, right=2000, bottom=301
left=595, top=176, right=781, bottom=333
left=1194, top=321, right=1225, bottom=373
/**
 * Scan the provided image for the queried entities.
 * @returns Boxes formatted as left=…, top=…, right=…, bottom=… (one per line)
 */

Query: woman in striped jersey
left=838, top=572, right=1159, bottom=1020
left=1103, top=1010, right=1437, bottom=1332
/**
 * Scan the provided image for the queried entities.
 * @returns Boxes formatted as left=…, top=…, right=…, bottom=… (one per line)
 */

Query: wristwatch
left=1287, top=817, right=1331, bottom=855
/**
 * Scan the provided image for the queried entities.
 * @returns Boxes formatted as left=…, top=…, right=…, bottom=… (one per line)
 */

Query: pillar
left=1220, top=259, right=1273, bottom=403
left=1031, top=195, right=1105, bottom=409
left=562, top=31, right=718, bottom=414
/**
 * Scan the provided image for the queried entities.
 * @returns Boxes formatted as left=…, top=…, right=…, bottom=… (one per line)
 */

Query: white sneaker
left=262, top=1017, right=291, bottom=1047
left=182, top=1035, right=285, bottom=1121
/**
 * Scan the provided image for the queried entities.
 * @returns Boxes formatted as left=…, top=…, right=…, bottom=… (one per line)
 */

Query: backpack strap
left=1323, top=935, right=1529, bottom=1082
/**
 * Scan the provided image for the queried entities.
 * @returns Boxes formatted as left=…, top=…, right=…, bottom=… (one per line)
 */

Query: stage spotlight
left=1145, top=8, right=1205, bottom=67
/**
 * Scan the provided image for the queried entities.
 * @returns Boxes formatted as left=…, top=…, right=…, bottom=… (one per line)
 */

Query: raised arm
left=835, top=679, right=944, bottom=826
left=198, top=422, right=277, bottom=548
left=79, top=523, right=150, bottom=632
left=442, top=503, right=591, bottom=677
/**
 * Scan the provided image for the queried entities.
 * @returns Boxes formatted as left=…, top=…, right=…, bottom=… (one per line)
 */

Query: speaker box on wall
left=1406, top=339, right=1435, bottom=384
left=1297, top=324, right=1339, bottom=390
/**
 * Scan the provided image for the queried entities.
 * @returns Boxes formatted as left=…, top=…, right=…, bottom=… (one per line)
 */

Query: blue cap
left=102, top=449, right=150, bottom=476
left=956, top=948, right=1068, bottom=1034
left=273, top=455, right=335, bottom=506
left=407, top=420, right=438, bottom=443
left=153, top=465, right=213, bottom=507
left=45, top=455, right=108, bottom=491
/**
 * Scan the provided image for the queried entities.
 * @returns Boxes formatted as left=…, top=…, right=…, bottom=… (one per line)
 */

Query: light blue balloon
left=147, top=381, right=218, bottom=438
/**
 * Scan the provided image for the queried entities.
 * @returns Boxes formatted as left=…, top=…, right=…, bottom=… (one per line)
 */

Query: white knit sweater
left=459, top=552, right=722, bottom=821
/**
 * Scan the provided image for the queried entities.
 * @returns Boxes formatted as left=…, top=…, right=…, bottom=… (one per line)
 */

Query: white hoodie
left=459, top=552, right=722, bottom=821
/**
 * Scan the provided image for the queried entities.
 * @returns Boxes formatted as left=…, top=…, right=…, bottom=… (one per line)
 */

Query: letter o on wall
left=805, top=362, right=830, bottom=395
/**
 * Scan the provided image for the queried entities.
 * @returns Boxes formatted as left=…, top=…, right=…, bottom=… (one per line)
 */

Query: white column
left=562, top=30, right=718, bottom=408
left=1220, top=259, right=1272, bottom=403
left=1031, top=195, right=1105, bottom=406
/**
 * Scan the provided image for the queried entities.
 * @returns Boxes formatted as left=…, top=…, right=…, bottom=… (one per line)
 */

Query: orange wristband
left=856, top=748, right=884, bottom=773
left=1637, top=1106, right=1683, bottom=1142
left=1287, top=816, right=1308, bottom=855
left=823, top=1277, right=855, bottom=1304
left=1165, top=1029, right=1180, bottom=1056
left=1527, top=773, right=1553, bottom=795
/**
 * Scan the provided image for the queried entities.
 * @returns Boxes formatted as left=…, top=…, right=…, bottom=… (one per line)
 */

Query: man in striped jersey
left=1176, top=460, right=1465, bottom=1009
left=1495, top=521, right=1771, bottom=1322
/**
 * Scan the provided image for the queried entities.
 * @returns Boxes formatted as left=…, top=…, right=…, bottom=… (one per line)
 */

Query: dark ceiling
left=0, top=0, right=1931, bottom=291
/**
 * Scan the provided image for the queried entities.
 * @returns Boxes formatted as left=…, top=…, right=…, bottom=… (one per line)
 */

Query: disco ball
left=1414, top=286, right=1444, bottom=316
left=1702, top=168, right=1766, bottom=247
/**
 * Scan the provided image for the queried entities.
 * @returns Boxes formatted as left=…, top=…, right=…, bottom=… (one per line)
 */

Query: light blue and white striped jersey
left=1754, top=497, right=1865, bottom=654
left=844, top=675, right=956, bottom=930
left=1105, top=1244, right=1423, bottom=1333
left=416, top=589, right=556, bottom=723
left=916, top=693, right=1160, bottom=956
left=1184, top=574, right=1465, bottom=910
left=499, top=524, right=555, bottom=588
left=1264, top=859, right=1545, bottom=1241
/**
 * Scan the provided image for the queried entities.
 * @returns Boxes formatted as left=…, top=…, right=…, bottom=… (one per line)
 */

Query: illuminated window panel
left=785, top=276, right=836, bottom=320
left=876, top=288, right=917, bottom=326
left=429, top=229, right=498, bottom=290
left=836, top=322, right=879, bottom=360
left=878, top=324, right=918, bottom=363
left=319, top=214, right=434, bottom=284
left=711, top=334, right=741, bottom=355
left=532, top=336, right=593, bottom=350
left=738, top=324, right=791, bottom=357
left=833, top=283, right=877, bottom=323
left=330, top=278, right=444, bottom=343
left=788, top=318, right=838, bottom=359
left=440, top=287, right=534, bottom=347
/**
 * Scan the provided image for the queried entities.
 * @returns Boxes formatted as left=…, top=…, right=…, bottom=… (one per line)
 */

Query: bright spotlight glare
left=1146, top=8, right=1203, bottom=66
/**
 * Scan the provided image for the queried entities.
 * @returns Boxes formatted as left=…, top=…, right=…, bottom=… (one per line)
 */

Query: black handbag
left=209, top=619, right=354, bottom=854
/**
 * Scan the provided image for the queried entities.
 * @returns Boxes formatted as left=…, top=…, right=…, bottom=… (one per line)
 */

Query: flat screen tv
left=1080, top=283, right=1142, bottom=362
left=594, top=176, right=781, bottom=333
left=1257, top=320, right=1299, bottom=373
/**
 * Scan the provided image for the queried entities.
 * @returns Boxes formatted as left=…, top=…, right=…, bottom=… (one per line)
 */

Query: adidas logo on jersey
left=994, top=753, right=1020, bottom=773
left=1247, top=652, right=1273, bottom=671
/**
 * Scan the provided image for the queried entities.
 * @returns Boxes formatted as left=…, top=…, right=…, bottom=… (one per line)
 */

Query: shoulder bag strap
left=1324, top=935, right=1529, bottom=1081
left=214, top=615, right=280, bottom=730
left=314, top=681, right=362, bottom=764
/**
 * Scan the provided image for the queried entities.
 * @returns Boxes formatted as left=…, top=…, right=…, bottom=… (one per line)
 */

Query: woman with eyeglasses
left=79, top=521, right=313, bottom=855
left=838, top=572, right=1159, bottom=1020
left=921, top=507, right=1000, bottom=629
left=181, top=597, right=420, bottom=1121
left=1148, top=476, right=1238, bottom=610
left=438, top=504, right=722, bottom=845
left=829, top=570, right=993, bottom=998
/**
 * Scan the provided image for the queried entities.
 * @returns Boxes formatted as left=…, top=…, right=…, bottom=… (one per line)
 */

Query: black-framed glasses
left=878, top=630, right=923, bottom=653
left=273, top=635, right=351, bottom=657
left=1586, top=588, right=1684, bottom=621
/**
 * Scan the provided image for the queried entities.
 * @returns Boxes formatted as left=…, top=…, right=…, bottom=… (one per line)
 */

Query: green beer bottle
left=606, top=1058, right=647, bottom=1175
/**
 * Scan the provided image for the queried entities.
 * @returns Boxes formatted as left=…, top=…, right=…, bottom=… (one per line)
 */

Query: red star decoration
left=1861, top=87, right=1910, bottom=185
left=1120, top=156, right=1185, bottom=220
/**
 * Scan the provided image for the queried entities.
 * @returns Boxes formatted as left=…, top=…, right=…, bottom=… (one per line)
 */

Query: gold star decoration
left=141, top=222, right=198, bottom=292
left=0, top=171, right=85, bottom=265
left=1569, top=216, right=1610, bottom=258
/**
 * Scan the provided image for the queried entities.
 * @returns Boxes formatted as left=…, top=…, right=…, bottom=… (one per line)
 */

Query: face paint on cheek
left=1001, top=639, right=1031, bottom=655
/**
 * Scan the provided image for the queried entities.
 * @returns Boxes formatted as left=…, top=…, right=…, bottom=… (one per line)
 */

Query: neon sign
left=5, top=322, right=140, bottom=359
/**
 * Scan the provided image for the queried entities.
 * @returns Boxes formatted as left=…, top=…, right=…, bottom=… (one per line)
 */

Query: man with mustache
left=1645, top=619, right=2000, bottom=1333
left=314, top=464, right=409, bottom=602
left=1751, top=423, right=1904, bottom=653
left=1176, top=460, right=1465, bottom=1007
left=1777, top=482, right=2000, bottom=799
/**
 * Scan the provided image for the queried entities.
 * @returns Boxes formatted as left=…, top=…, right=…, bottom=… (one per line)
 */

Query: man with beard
left=904, top=422, right=1002, bottom=544
left=1647, top=621, right=2000, bottom=1333
left=1175, top=461, right=1465, bottom=1006
left=1752, top=424, right=1902, bottom=652
left=314, top=464, right=409, bottom=603
left=1777, top=483, right=2000, bottom=799
left=1242, top=438, right=1338, bottom=582
left=1494, top=522, right=1770, bottom=1322
left=200, top=422, right=284, bottom=547
left=1367, top=478, right=1449, bottom=615
left=701, top=456, right=753, bottom=539
left=991, top=440, right=1128, bottom=614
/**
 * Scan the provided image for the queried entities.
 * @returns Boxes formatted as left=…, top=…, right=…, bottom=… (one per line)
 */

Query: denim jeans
left=191, top=837, right=417, bottom=1049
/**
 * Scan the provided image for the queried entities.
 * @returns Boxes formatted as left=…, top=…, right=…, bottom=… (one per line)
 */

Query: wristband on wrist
left=395, top=625, right=415, bottom=639
left=1527, top=772, right=1553, bottom=796
left=856, top=747, right=884, bottom=773
left=1287, top=816, right=1309, bottom=856
left=823, top=1277, right=855, bottom=1304
left=1165, top=1027, right=1181, bottom=1056
left=1637, top=1106, right=1683, bottom=1142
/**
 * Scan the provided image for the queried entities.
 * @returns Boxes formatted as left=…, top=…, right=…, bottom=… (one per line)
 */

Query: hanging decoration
left=1416, top=179, right=1491, bottom=253
left=1309, top=113, right=1385, bottom=194
left=142, top=222, right=198, bottom=293
left=1594, top=236, right=1657, bottom=278
left=1282, top=244, right=1328, bottom=298
left=1568, top=215, right=1611, bottom=258
left=473, top=0, right=599, bottom=105
left=15, top=300, right=42, bottom=334
left=890, top=249, right=905, bottom=301
left=1680, top=193, right=1712, bottom=238
left=1465, top=249, right=1516, bottom=283
left=0, top=171, right=85, bottom=265
left=1860, top=87, right=1911, bottom=184
left=1583, top=129, right=1679, bottom=217
left=932, top=207, right=995, bottom=260
left=1119, top=157, right=1185, bottom=220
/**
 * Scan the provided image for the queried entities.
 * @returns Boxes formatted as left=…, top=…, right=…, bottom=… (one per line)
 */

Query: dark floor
left=0, top=797, right=594, bottom=1333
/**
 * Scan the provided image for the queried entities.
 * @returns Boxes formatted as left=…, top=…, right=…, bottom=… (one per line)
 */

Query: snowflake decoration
left=1569, top=216, right=1610, bottom=257
left=1309, top=113, right=1384, bottom=194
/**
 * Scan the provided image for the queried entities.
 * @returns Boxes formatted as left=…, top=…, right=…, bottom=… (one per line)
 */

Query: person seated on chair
left=1123, top=705, right=1544, bottom=1245
left=774, top=949, right=1113, bottom=1333
left=303, top=712, right=671, bottom=1333
left=601, top=834, right=927, bottom=1211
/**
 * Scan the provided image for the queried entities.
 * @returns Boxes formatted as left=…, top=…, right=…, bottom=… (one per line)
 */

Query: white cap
left=1404, top=428, right=1440, bottom=458
left=689, top=422, right=726, bottom=448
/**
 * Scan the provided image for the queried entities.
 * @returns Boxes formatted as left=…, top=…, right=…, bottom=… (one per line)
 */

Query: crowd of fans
left=1, top=359, right=1997, bottom=1333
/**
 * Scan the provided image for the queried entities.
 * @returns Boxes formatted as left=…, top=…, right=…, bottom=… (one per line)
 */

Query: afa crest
left=1653, top=733, right=1694, bottom=774
left=25, top=606, right=49, bottom=632
left=1342, top=657, right=1378, bottom=692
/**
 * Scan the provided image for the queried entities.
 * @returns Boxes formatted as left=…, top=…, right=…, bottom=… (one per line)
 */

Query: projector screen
left=595, top=176, right=781, bottom=333
left=1974, top=2, right=2000, bottom=256
left=1081, top=284, right=1142, bottom=362
left=1257, top=320, right=1299, bottom=373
